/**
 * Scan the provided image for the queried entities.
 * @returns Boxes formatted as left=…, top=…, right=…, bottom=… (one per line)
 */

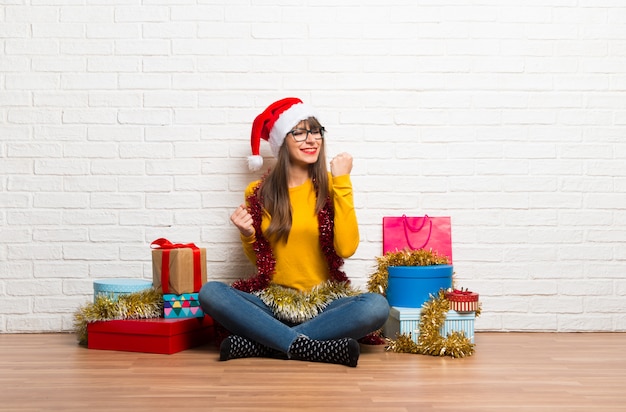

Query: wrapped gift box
left=93, top=279, right=153, bottom=303
left=151, top=238, right=207, bottom=294
left=440, top=310, right=475, bottom=342
left=163, top=293, right=204, bottom=318
left=87, top=316, right=214, bottom=354
left=445, top=289, right=479, bottom=312
left=387, top=265, right=453, bottom=308
left=384, top=306, right=475, bottom=344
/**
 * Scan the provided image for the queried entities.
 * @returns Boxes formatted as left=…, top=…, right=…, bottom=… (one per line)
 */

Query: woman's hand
left=230, top=203, right=255, bottom=237
left=330, top=152, right=353, bottom=177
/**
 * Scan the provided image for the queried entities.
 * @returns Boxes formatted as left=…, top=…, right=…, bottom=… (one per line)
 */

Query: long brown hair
left=259, top=117, right=329, bottom=243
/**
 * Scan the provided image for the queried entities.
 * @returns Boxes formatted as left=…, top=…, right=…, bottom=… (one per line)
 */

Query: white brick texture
left=1, top=1, right=625, bottom=333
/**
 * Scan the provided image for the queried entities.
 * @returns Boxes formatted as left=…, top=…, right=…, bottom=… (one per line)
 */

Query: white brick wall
left=1, top=1, right=625, bottom=333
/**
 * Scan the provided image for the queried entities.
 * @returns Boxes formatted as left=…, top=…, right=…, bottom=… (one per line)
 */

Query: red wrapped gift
left=151, top=238, right=207, bottom=294
left=87, top=316, right=214, bottom=354
left=445, top=289, right=479, bottom=312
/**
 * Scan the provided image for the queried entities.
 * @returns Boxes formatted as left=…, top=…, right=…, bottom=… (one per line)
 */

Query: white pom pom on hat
left=247, top=97, right=318, bottom=171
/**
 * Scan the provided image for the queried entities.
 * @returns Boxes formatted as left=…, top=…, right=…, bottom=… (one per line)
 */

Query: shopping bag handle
left=402, top=214, right=432, bottom=250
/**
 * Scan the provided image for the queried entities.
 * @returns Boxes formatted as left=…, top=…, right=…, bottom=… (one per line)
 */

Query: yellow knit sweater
left=240, top=174, right=359, bottom=291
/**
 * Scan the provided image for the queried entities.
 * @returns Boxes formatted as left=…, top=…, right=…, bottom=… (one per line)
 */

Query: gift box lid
left=445, top=310, right=476, bottom=320
left=388, top=265, right=454, bottom=279
left=163, top=293, right=199, bottom=307
left=389, top=306, right=423, bottom=320
left=88, top=316, right=213, bottom=336
left=163, top=293, right=199, bottom=301
left=445, top=289, right=479, bottom=302
left=94, top=279, right=153, bottom=293
left=389, top=306, right=475, bottom=320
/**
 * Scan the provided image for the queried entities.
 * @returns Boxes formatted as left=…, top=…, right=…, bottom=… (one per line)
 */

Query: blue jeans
left=198, top=281, right=390, bottom=353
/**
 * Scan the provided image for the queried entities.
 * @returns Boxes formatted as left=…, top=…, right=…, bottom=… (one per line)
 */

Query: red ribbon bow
left=450, top=288, right=474, bottom=295
left=446, top=288, right=479, bottom=304
left=151, top=238, right=202, bottom=294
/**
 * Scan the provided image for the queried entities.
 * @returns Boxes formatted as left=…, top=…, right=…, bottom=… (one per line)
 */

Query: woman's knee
left=198, top=281, right=229, bottom=310
left=199, top=280, right=225, bottom=297
left=363, top=293, right=390, bottom=326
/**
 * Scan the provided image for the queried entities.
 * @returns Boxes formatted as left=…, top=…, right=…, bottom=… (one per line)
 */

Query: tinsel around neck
left=232, top=177, right=347, bottom=293
left=73, top=288, right=163, bottom=345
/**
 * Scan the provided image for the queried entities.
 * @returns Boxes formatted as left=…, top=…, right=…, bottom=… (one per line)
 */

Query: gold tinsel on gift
left=366, top=249, right=450, bottom=296
left=385, top=290, right=477, bottom=358
left=73, top=288, right=163, bottom=345
left=255, top=281, right=359, bottom=323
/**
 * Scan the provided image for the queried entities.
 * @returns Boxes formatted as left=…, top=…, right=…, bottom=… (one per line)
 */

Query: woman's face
left=284, top=120, right=324, bottom=168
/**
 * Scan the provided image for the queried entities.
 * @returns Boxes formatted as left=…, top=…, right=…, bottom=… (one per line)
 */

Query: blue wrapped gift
left=384, top=306, right=475, bottom=343
left=93, top=279, right=153, bottom=302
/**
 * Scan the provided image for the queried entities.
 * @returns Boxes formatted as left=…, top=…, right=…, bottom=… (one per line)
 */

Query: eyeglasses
left=288, top=127, right=325, bottom=142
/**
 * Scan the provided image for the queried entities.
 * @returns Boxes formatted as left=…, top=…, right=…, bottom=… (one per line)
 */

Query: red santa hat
left=248, top=97, right=319, bottom=171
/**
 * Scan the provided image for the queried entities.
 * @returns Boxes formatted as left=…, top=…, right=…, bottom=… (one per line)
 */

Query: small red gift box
left=87, top=316, right=214, bottom=354
left=445, top=289, right=479, bottom=312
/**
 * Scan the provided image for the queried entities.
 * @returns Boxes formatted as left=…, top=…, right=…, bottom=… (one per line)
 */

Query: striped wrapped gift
left=384, top=306, right=475, bottom=344
left=445, top=289, right=479, bottom=312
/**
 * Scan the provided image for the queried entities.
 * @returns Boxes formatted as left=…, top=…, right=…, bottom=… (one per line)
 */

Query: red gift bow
left=151, top=238, right=203, bottom=294
left=446, top=288, right=479, bottom=302
left=450, top=288, right=473, bottom=295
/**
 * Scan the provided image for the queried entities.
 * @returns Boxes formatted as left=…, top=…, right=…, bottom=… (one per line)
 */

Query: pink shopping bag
left=382, top=215, right=452, bottom=263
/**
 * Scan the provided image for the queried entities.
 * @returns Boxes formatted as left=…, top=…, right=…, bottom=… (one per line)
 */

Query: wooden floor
left=0, top=332, right=625, bottom=412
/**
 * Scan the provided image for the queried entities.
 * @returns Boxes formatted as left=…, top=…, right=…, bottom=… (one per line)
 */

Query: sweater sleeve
left=331, top=174, right=360, bottom=258
left=240, top=181, right=259, bottom=265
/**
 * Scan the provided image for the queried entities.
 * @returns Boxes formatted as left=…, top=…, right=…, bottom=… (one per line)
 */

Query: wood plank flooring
left=0, top=332, right=625, bottom=411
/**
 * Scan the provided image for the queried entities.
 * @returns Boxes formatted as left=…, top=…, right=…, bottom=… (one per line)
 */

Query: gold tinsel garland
left=385, top=290, right=479, bottom=358
left=366, top=249, right=450, bottom=295
left=366, top=249, right=480, bottom=358
left=254, top=281, right=359, bottom=323
left=73, top=288, right=163, bottom=345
